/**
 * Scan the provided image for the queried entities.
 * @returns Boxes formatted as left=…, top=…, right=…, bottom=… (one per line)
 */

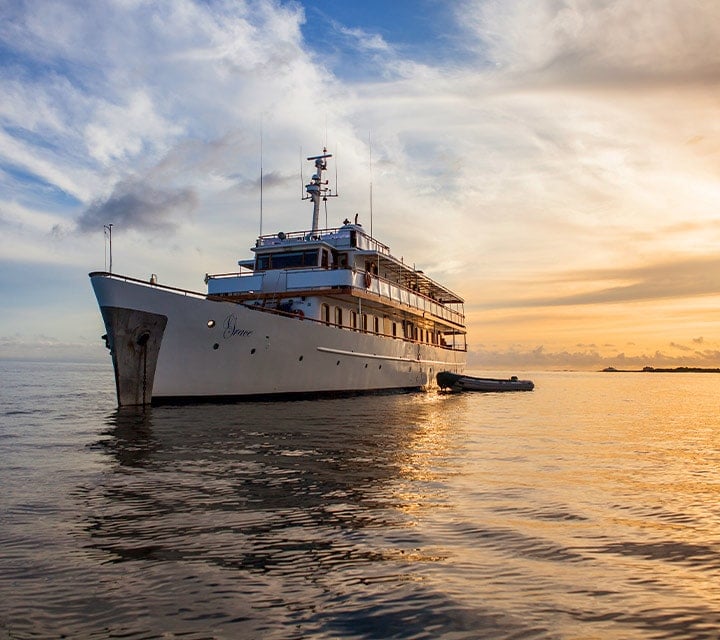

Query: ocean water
left=1, top=360, right=719, bottom=639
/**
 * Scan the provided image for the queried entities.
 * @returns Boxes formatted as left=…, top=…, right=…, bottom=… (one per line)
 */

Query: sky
left=1, top=0, right=720, bottom=370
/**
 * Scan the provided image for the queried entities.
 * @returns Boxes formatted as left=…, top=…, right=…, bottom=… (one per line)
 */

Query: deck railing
left=207, top=268, right=465, bottom=327
left=256, top=226, right=392, bottom=256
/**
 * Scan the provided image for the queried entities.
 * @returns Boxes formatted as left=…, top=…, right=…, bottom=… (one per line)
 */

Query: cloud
left=251, top=170, right=294, bottom=190
left=670, top=342, right=693, bottom=352
left=0, top=333, right=105, bottom=362
left=84, top=90, right=182, bottom=166
left=461, top=0, right=720, bottom=88
left=2, top=0, right=720, bottom=368
left=76, top=179, right=198, bottom=233
left=481, top=256, right=720, bottom=309
left=337, top=25, right=392, bottom=53
left=468, top=343, right=720, bottom=371
left=0, top=0, right=319, bottom=196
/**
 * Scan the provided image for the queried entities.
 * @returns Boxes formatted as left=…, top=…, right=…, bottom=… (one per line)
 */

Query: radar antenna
left=303, top=148, right=338, bottom=234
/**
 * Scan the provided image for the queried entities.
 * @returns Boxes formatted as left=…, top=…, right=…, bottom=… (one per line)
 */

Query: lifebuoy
left=364, top=272, right=372, bottom=288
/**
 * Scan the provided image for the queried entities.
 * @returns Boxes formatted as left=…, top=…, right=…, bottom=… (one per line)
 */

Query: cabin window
left=321, top=303, right=330, bottom=326
left=392, top=322, right=397, bottom=337
left=321, top=249, right=329, bottom=268
left=373, top=316, right=379, bottom=334
left=335, top=306, right=343, bottom=327
left=362, top=314, right=368, bottom=332
left=404, top=322, right=413, bottom=340
left=351, top=311, right=358, bottom=331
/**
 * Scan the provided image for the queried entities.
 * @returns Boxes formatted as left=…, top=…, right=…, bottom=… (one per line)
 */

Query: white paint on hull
left=91, top=274, right=465, bottom=399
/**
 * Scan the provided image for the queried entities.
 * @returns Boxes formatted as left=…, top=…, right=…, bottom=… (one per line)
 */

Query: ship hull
left=90, top=273, right=465, bottom=405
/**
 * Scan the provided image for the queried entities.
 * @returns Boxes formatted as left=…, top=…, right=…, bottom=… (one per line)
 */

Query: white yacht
left=90, top=150, right=466, bottom=405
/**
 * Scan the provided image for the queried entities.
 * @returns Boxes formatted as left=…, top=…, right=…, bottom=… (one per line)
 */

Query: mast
left=304, top=148, right=336, bottom=233
left=104, top=223, right=113, bottom=273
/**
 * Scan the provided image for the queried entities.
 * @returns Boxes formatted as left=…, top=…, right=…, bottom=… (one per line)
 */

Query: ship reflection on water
left=81, top=394, right=485, bottom=637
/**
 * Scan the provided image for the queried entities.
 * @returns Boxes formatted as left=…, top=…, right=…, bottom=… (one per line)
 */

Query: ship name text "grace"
left=223, top=314, right=254, bottom=339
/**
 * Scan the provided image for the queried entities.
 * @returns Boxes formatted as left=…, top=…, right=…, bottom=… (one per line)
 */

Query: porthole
left=299, top=355, right=304, bottom=362
left=213, top=343, right=219, bottom=350
left=250, top=348, right=256, bottom=355
left=364, top=363, right=368, bottom=368
left=379, top=365, right=382, bottom=370
left=336, top=360, right=340, bottom=366
left=207, top=320, right=216, bottom=328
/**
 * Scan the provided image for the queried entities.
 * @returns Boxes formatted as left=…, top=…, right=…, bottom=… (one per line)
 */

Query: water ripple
left=3, top=368, right=720, bottom=638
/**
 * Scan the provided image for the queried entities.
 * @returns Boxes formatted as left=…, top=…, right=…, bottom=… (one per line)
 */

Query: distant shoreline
left=602, top=366, right=720, bottom=373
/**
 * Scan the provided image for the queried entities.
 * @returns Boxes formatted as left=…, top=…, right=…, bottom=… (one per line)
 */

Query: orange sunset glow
left=1, top=1, right=719, bottom=369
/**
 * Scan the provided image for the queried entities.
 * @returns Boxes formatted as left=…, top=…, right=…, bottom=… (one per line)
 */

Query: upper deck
left=206, top=222, right=464, bottom=326
left=206, top=149, right=465, bottom=331
left=214, top=223, right=463, bottom=304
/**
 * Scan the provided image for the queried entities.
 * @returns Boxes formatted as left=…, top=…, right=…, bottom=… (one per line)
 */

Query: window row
left=319, top=304, right=446, bottom=344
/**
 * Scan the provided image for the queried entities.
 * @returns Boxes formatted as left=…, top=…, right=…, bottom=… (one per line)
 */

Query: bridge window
left=256, top=250, right=319, bottom=270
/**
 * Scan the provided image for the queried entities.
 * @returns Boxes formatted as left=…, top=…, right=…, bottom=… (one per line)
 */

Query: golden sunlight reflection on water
left=426, top=372, right=720, bottom=637
left=2, top=363, right=720, bottom=639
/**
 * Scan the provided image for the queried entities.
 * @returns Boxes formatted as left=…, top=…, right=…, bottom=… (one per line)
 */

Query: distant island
left=602, top=366, right=720, bottom=373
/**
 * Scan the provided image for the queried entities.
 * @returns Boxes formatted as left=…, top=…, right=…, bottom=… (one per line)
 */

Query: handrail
left=207, top=268, right=465, bottom=326
left=89, top=271, right=207, bottom=299
left=362, top=272, right=465, bottom=325
left=257, top=225, right=392, bottom=255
